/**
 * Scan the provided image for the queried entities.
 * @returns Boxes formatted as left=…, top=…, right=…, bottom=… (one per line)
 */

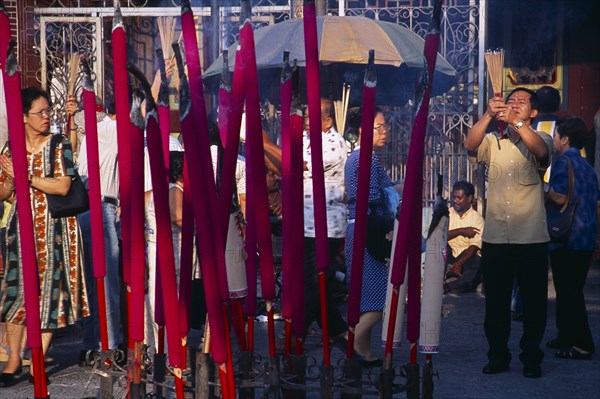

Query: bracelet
left=3, top=181, right=15, bottom=191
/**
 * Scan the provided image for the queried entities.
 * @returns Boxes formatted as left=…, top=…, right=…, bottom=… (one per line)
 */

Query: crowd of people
left=0, top=81, right=598, bottom=388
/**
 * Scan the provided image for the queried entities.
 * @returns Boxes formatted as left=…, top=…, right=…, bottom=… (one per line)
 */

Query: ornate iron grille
left=33, top=1, right=481, bottom=205
left=337, top=4, right=480, bottom=202
left=37, top=16, right=103, bottom=130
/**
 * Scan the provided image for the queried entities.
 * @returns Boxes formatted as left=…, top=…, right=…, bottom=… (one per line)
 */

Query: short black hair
left=452, top=180, right=475, bottom=197
left=320, top=98, right=336, bottom=124
left=556, top=116, right=588, bottom=150
left=104, top=98, right=116, bottom=115
left=506, top=88, right=539, bottom=111
left=169, top=151, right=185, bottom=183
left=536, top=86, right=561, bottom=114
left=21, top=87, right=51, bottom=114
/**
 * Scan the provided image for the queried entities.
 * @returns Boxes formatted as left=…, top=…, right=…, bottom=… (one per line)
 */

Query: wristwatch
left=514, top=120, right=525, bottom=130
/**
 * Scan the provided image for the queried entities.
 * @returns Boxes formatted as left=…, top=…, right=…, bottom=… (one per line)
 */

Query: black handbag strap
left=46, top=134, right=75, bottom=179
left=561, top=155, right=574, bottom=213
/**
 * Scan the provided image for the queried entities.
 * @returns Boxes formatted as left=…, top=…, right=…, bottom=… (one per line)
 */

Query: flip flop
left=555, top=347, right=593, bottom=360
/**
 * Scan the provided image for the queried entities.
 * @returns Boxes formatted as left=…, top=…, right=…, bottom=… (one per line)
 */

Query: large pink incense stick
left=346, top=51, right=377, bottom=358
left=179, top=159, right=194, bottom=330
left=219, top=47, right=245, bottom=246
left=289, top=107, right=306, bottom=340
left=384, top=0, right=443, bottom=364
left=280, top=52, right=293, bottom=322
left=153, top=52, right=170, bottom=352
left=81, top=63, right=110, bottom=351
left=2, top=40, right=48, bottom=399
left=111, top=4, right=133, bottom=319
left=156, top=50, right=172, bottom=172
left=303, top=0, right=331, bottom=365
left=172, top=41, right=228, bottom=366
left=180, top=0, right=229, bottom=303
left=281, top=55, right=307, bottom=343
left=128, top=91, right=146, bottom=345
left=216, top=49, right=248, bottom=351
left=218, top=50, right=232, bottom=149
left=239, top=21, right=278, bottom=355
left=128, top=64, right=185, bottom=391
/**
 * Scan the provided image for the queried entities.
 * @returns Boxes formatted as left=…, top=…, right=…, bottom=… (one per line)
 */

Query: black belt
left=102, top=196, right=119, bottom=207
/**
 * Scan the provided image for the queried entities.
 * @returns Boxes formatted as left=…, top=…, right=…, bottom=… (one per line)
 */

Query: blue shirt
left=548, top=147, right=599, bottom=251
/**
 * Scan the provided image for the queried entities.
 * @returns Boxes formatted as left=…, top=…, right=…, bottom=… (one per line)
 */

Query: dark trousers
left=304, top=237, right=348, bottom=338
left=446, top=255, right=481, bottom=293
left=481, top=242, right=548, bottom=367
left=550, top=248, right=595, bottom=353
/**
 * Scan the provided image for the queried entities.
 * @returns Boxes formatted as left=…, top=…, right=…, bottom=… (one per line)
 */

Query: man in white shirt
left=76, top=100, right=123, bottom=363
left=143, top=134, right=183, bottom=354
left=445, top=181, right=484, bottom=294
left=302, top=98, right=348, bottom=341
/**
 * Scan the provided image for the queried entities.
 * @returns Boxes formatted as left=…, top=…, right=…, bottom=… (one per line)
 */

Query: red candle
left=180, top=2, right=229, bottom=303
left=385, top=0, right=443, bottom=358
left=111, top=4, right=132, bottom=290
left=2, top=40, right=48, bottom=397
left=347, top=51, right=377, bottom=330
left=218, top=50, right=232, bottom=149
left=289, top=108, right=306, bottom=337
left=82, top=65, right=109, bottom=350
left=156, top=51, right=172, bottom=173
left=128, top=92, right=147, bottom=343
left=240, top=22, right=276, bottom=302
left=303, top=0, right=332, bottom=365
left=144, top=97, right=184, bottom=368
left=280, top=54, right=293, bottom=321
left=172, top=36, right=228, bottom=364
left=218, top=47, right=245, bottom=248
left=303, top=0, right=329, bottom=273
left=178, top=161, right=194, bottom=336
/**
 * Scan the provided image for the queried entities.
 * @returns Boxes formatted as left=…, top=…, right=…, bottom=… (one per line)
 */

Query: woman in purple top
left=546, top=116, right=599, bottom=360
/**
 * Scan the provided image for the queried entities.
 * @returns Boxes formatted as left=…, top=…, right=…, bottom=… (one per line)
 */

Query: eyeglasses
left=28, top=109, right=51, bottom=118
left=374, top=123, right=388, bottom=132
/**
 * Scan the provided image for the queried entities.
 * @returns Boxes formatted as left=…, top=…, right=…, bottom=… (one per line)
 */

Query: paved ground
left=2, top=263, right=599, bottom=398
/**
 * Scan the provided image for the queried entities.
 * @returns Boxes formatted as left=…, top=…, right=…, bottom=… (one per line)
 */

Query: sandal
left=555, top=347, right=593, bottom=360
left=545, top=338, right=561, bottom=349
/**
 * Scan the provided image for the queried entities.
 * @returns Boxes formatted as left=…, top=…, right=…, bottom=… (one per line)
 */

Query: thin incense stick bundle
left=157, top=17, right=176, bottom=60
left=67, top=53, right=80, bottom=96
left=484, top=49, right=505, bottom=96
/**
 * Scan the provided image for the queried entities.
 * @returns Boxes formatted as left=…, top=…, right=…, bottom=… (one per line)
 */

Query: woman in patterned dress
left=345, top=109, right=402, bottom=367
left=0, top=87, right=88, bottom=385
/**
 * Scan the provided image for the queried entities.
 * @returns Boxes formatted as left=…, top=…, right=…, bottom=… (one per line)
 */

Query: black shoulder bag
left=545, top=155, right=578, bottom=243
left=45, top=134, right=89, bottom=218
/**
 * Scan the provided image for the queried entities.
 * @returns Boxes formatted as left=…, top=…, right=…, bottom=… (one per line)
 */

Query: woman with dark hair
left=345, top=108, right=402, bottom=367
left=546, top=116, right=599, bottom=360
left=0, top=87, right=88, bottom=385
